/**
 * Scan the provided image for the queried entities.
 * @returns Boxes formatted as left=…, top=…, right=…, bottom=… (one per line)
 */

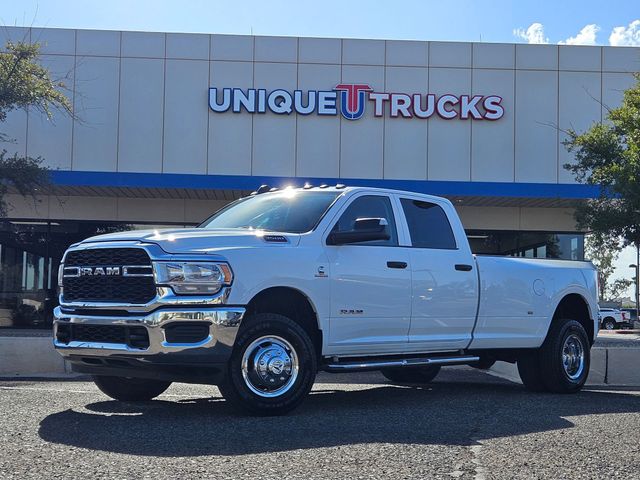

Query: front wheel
left=602, top=318, right=616, bottom=330
left=93, top=375, right=171, bottom=401
left=217, top=313, right=317, bottom=416
left=517, top=318, right=590, bottom=393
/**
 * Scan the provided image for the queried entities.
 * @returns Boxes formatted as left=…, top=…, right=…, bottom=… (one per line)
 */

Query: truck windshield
left=199, top=190, right=341, bottom=233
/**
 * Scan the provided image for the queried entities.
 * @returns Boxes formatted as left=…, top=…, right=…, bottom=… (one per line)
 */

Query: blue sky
left=1, top=0, right=639, bottom=46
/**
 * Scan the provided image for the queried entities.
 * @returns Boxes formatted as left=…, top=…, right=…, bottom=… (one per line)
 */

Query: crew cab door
left=396, top=195, right=479, bottom=350
left=324, top=193, right=411, bottom=354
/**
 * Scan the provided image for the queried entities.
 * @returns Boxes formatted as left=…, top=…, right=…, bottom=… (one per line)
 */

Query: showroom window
left=0, top=220, right=193, bottom=329
left=466, top=231, right=584, bottom=261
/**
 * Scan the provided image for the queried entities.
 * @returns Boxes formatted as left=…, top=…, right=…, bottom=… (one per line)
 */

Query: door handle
left=455, top=264, right=473, bottom=271
left=387, top=261, right=408, bottom=269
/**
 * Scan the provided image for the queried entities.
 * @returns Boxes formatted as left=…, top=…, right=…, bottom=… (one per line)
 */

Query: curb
left=488, top=346, right=640, bottom=387
left=0, top=336, right=72, bottom=377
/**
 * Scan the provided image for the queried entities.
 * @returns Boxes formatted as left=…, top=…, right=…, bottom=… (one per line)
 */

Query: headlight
left=154, top=262, right=233, bottom=295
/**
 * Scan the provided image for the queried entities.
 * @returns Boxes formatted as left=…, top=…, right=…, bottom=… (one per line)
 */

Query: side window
left=400, top=198, right=457, bottom=249
left=331, top=195, right=398, bottom=246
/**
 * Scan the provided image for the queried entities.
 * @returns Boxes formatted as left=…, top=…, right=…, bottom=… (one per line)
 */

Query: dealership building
left=1, top=26, right=639, bottom=329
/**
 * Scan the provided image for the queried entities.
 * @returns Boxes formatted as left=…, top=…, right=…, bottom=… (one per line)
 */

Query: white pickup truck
left=598, top=308, right=627, bottom=330
left=53, top=186, right=599, bottom=415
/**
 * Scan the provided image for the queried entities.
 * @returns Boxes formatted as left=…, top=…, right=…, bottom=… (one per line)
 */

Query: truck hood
left=79, top=228, right=301, bottom=254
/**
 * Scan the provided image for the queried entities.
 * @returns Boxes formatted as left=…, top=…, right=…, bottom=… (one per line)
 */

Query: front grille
left=62, top=248, right=157, bottom=304
left=65, top=248, right=151, bottom=266
left=56, top=323, right=150, bottom=349
left=63, top=276, right=156, bottom=304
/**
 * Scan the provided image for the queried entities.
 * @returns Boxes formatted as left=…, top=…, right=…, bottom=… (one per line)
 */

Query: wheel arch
left=549, top=293, right=595, bottom=345
left=245, top=286, right=323, bottom=359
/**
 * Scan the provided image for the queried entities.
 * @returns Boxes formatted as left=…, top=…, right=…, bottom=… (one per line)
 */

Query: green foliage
left=585, top=233, right=633, bottom=301
left=564, top=73, right=640, bottom=249
left=0, top=41, right=71, bottom=218
left=609, top=278, right=634, bottom=301
left=0, top=41, right=72, bottom=122
left=585, top=234, right=617, bottom=299
left=0, top=150, right=50, bottom=217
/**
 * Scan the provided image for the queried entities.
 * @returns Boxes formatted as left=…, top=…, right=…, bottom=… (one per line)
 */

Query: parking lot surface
left=1, top=367, right=639, bottom=479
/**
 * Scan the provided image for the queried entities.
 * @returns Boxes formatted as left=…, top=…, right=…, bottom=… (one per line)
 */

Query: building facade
left=1, top=26, right=639, bottom=328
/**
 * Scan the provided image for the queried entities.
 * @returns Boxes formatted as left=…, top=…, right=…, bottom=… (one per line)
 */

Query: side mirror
left=327, top=217, right=391, bottom=245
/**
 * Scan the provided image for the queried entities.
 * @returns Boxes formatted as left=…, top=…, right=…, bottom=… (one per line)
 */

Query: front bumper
left=53, top=306, right=245, bottom=384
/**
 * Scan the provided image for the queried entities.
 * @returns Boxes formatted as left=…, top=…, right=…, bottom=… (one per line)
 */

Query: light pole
left=630, top=257, right=639, bottom=326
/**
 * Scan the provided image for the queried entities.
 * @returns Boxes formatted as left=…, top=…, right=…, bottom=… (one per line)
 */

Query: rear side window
left=400, top=198, right=457, bottom=249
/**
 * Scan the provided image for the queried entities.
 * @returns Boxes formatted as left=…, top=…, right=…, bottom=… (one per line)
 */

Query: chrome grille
left=62, top=248, right=157, bottom=304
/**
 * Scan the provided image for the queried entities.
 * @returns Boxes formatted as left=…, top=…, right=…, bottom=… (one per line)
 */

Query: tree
left=0, top=41, right=72, bottom=217
left=564, top=73, right=640, bottom=250
left=585, top=234, right=633, bottom=301
left=609, top=278, right=633, bottom=301
left=585, top=234, right=616, bottom=300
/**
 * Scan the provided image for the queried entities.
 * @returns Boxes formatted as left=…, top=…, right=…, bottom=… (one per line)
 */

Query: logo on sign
left=209, top=83, right=504, bottom=121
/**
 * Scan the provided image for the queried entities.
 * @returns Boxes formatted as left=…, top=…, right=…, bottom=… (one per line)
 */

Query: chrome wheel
left=562, top=334, right=585, bottom=380
left=604, top=319, right=615, bottom=330
left=241, top=335, right=299, bottom=398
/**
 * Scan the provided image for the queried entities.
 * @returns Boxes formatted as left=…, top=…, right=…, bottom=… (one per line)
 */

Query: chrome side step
left=323, top=355, right=480, bottom=372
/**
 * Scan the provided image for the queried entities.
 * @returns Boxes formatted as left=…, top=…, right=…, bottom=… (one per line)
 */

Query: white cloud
left=559, top=24, right=600, bottom=45
left=513, top=22, right=549, bottom=44
left=609, top=19, right=640, bottom=46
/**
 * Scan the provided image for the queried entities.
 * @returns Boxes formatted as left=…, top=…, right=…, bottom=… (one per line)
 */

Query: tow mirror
left=327, top=217, right=390, bottom=245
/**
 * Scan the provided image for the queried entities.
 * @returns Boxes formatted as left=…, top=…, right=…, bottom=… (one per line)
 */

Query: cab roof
left=249, top=184, right=447, bottom=204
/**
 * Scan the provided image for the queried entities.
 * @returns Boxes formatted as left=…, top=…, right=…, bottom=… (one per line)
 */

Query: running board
left=323, top=355, right=480, bottom=373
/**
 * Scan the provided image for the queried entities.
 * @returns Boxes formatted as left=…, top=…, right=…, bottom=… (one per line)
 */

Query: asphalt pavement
left=1, top=367, right=639, bottom=479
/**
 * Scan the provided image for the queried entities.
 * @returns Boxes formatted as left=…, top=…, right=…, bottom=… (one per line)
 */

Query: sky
left=2, top=0, right=640, bottom=298
left=0, top=0, right=639, bottom=46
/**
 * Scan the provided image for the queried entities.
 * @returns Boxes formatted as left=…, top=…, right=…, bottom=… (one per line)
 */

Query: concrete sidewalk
left=0, top=335, right=75, bottom=378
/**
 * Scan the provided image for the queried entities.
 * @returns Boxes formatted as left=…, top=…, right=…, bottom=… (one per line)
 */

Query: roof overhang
left=40, top=171, right=599, bottom=208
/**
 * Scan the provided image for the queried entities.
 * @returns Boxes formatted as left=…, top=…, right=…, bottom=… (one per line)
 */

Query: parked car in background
left=621, top=308, right=638, bottom=323
left=598, top=308, right=627, bottom=330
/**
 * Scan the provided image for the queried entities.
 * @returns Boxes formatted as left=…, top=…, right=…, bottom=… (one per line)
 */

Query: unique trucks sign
left=208, top=83, right=504, bottom=121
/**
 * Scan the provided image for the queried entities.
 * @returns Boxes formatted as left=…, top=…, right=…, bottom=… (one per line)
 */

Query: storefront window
left=0, top=220, right=191, bottom=329
left=466, top=230, right=584, bottom=261
left=0, top=220, right=585, bottom=330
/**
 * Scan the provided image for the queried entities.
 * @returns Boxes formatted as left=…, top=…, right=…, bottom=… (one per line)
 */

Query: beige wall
left=2, top=26, right=639, bottom=187
left=4, top=194, right=228, bottom=225
left=6, top=194, right=578, bottom=232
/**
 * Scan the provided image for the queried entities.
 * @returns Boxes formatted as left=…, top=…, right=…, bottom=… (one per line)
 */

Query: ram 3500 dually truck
left=53, top=186, right=598, bottom=415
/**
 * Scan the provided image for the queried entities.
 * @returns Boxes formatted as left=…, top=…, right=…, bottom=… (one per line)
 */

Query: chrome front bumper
left=53, top=306, right=245, bottom=357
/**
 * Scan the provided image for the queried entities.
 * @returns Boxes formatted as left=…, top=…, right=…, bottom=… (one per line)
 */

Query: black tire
left=517, top=318, right=590, bottom=394
left=517, top=351, right=547, bottom=392
left=602, top=318, right=616, bottom=330
left=93, top=375, right=171, bottom=401
left=381, top=365, right=441, bottom=384
left=217, top=313, right=317, bottom=416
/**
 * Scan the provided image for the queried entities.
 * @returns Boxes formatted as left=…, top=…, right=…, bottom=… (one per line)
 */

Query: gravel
left=1, top=367, right=639, bottom=479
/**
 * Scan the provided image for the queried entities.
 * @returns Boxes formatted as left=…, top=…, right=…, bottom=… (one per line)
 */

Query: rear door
left=324, top=192, right=412, bottom=355
left=396, top=195, right=479, bottom=350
